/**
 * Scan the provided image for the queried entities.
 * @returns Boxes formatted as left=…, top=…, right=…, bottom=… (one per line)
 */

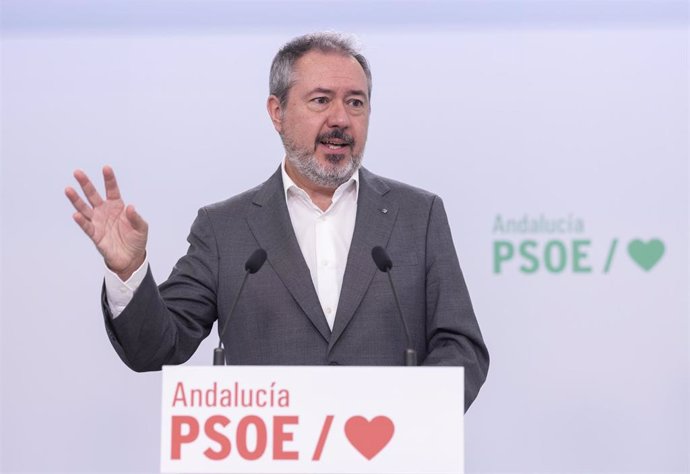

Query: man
left=65, top=32, right=489, bottom=410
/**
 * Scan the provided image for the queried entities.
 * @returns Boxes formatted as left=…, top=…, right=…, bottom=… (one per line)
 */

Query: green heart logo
left=627, top=239, right=665, bottom=271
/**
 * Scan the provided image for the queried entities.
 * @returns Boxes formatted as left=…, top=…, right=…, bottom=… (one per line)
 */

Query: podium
left=160, top=366, right=464, bottom=473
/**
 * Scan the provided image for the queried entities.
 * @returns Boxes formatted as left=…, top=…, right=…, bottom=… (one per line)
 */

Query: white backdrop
left=1, top=1, right=688, bottom=473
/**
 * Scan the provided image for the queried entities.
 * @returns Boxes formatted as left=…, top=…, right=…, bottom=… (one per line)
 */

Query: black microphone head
left=245, top=248, right=267, bottom=274
left=371, top=246, right=393, bottom=272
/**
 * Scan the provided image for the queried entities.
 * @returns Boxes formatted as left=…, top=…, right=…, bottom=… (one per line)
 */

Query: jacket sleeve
left=102, top=207, right=219, bottom=372
left=421, top=195, right=490, bottom=411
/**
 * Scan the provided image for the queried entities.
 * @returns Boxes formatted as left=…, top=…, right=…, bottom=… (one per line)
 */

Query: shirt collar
left=281, top=158, right=360, bottom=206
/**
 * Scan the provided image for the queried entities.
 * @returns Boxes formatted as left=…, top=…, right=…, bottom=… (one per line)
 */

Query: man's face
left=268, top=50, right=370, bottom=189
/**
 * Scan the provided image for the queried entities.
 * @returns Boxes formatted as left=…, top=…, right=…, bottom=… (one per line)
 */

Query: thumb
left=125, top=205, right=148, bottom=233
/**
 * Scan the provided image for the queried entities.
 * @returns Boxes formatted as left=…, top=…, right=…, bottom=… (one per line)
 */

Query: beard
left=282, top=128, right=364, bottom=189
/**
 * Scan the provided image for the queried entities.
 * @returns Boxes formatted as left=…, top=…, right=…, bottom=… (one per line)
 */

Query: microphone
left=371, top=246, right=418, bottom=366
left=245, top=248, right=267, bottom=274
left=213, top=248, right=267, bottom=365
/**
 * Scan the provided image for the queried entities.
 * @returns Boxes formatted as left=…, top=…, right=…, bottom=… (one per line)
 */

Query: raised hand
left=65, top=166, right=148, bottom=281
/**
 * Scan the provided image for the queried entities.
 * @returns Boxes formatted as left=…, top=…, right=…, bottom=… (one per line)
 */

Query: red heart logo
left=344, top=416, right=395, bottom=460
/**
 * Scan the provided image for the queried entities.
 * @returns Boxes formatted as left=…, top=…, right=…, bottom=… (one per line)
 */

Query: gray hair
left=269, top=32, right=372, bottom=108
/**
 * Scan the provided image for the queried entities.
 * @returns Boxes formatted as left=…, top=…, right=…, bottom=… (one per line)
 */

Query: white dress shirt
left=281, top=162, right=358, bottom=329
left=105, top=160, right=359, bottom=331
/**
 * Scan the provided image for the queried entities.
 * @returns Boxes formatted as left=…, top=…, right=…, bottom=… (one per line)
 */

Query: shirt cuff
left=104, top=257, right=149, bottom=318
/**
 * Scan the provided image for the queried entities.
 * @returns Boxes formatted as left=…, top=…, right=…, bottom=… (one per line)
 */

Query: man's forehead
left=292, top=51, right=368, bottom=88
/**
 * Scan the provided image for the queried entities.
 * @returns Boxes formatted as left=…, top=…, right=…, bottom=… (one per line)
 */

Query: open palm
left=65, top=166, right=148, bottom=280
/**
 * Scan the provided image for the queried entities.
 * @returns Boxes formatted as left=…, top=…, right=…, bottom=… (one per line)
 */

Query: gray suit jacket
left=103, top=167, right=489, bottom=410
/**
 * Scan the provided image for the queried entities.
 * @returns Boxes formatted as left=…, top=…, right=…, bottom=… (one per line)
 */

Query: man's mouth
left=317, top=130, right=354, bottom=151
left=320, top=138, right=350, bottom=150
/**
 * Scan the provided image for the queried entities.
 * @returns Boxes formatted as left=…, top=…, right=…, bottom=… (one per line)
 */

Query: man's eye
left=312, top=97, right=329, bottom=104
left=349, top=99, right=364, bottom=107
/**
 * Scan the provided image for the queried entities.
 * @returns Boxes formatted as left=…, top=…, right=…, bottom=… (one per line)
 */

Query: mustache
left=316, top=128, right=355, bottom=146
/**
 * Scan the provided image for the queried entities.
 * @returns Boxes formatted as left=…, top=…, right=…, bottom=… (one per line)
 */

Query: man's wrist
left=104, top=256, right=149, bottom=318
left=107, top=253, right=147, bottom=282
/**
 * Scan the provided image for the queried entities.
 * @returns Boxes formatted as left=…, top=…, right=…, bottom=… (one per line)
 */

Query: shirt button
left=322, top=260, right=329, bottom=267
left=325, top=307, right=332, bottom=314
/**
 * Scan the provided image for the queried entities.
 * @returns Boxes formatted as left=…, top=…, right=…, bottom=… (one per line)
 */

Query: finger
left=102, top=165, right=122, bottom=200
left=64, top=186, right=94, bottom=220
left=125, top=205, right=148, bottom=233
left=73, top=212, right=95, bottom=239
left=73, top=169, right=104, bottom=207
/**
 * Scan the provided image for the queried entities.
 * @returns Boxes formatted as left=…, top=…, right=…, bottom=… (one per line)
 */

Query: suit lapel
left=329, top=168, right=398, bottom=351
left=246, top=168, right=331, bottom=342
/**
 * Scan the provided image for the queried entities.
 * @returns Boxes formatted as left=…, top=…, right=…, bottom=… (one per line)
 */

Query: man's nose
left=326, top=100, right=350, bottom=128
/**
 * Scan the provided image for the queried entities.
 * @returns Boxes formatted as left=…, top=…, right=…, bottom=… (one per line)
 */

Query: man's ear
left=267, top=95, right=283, bottom=133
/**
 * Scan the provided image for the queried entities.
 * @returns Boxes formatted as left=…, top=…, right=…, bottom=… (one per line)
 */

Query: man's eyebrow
left=306, top=87, right=368, bottom=98
left=347, top=89, right=368, bottom=98
left=308, top=87, right=334, bottom=95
